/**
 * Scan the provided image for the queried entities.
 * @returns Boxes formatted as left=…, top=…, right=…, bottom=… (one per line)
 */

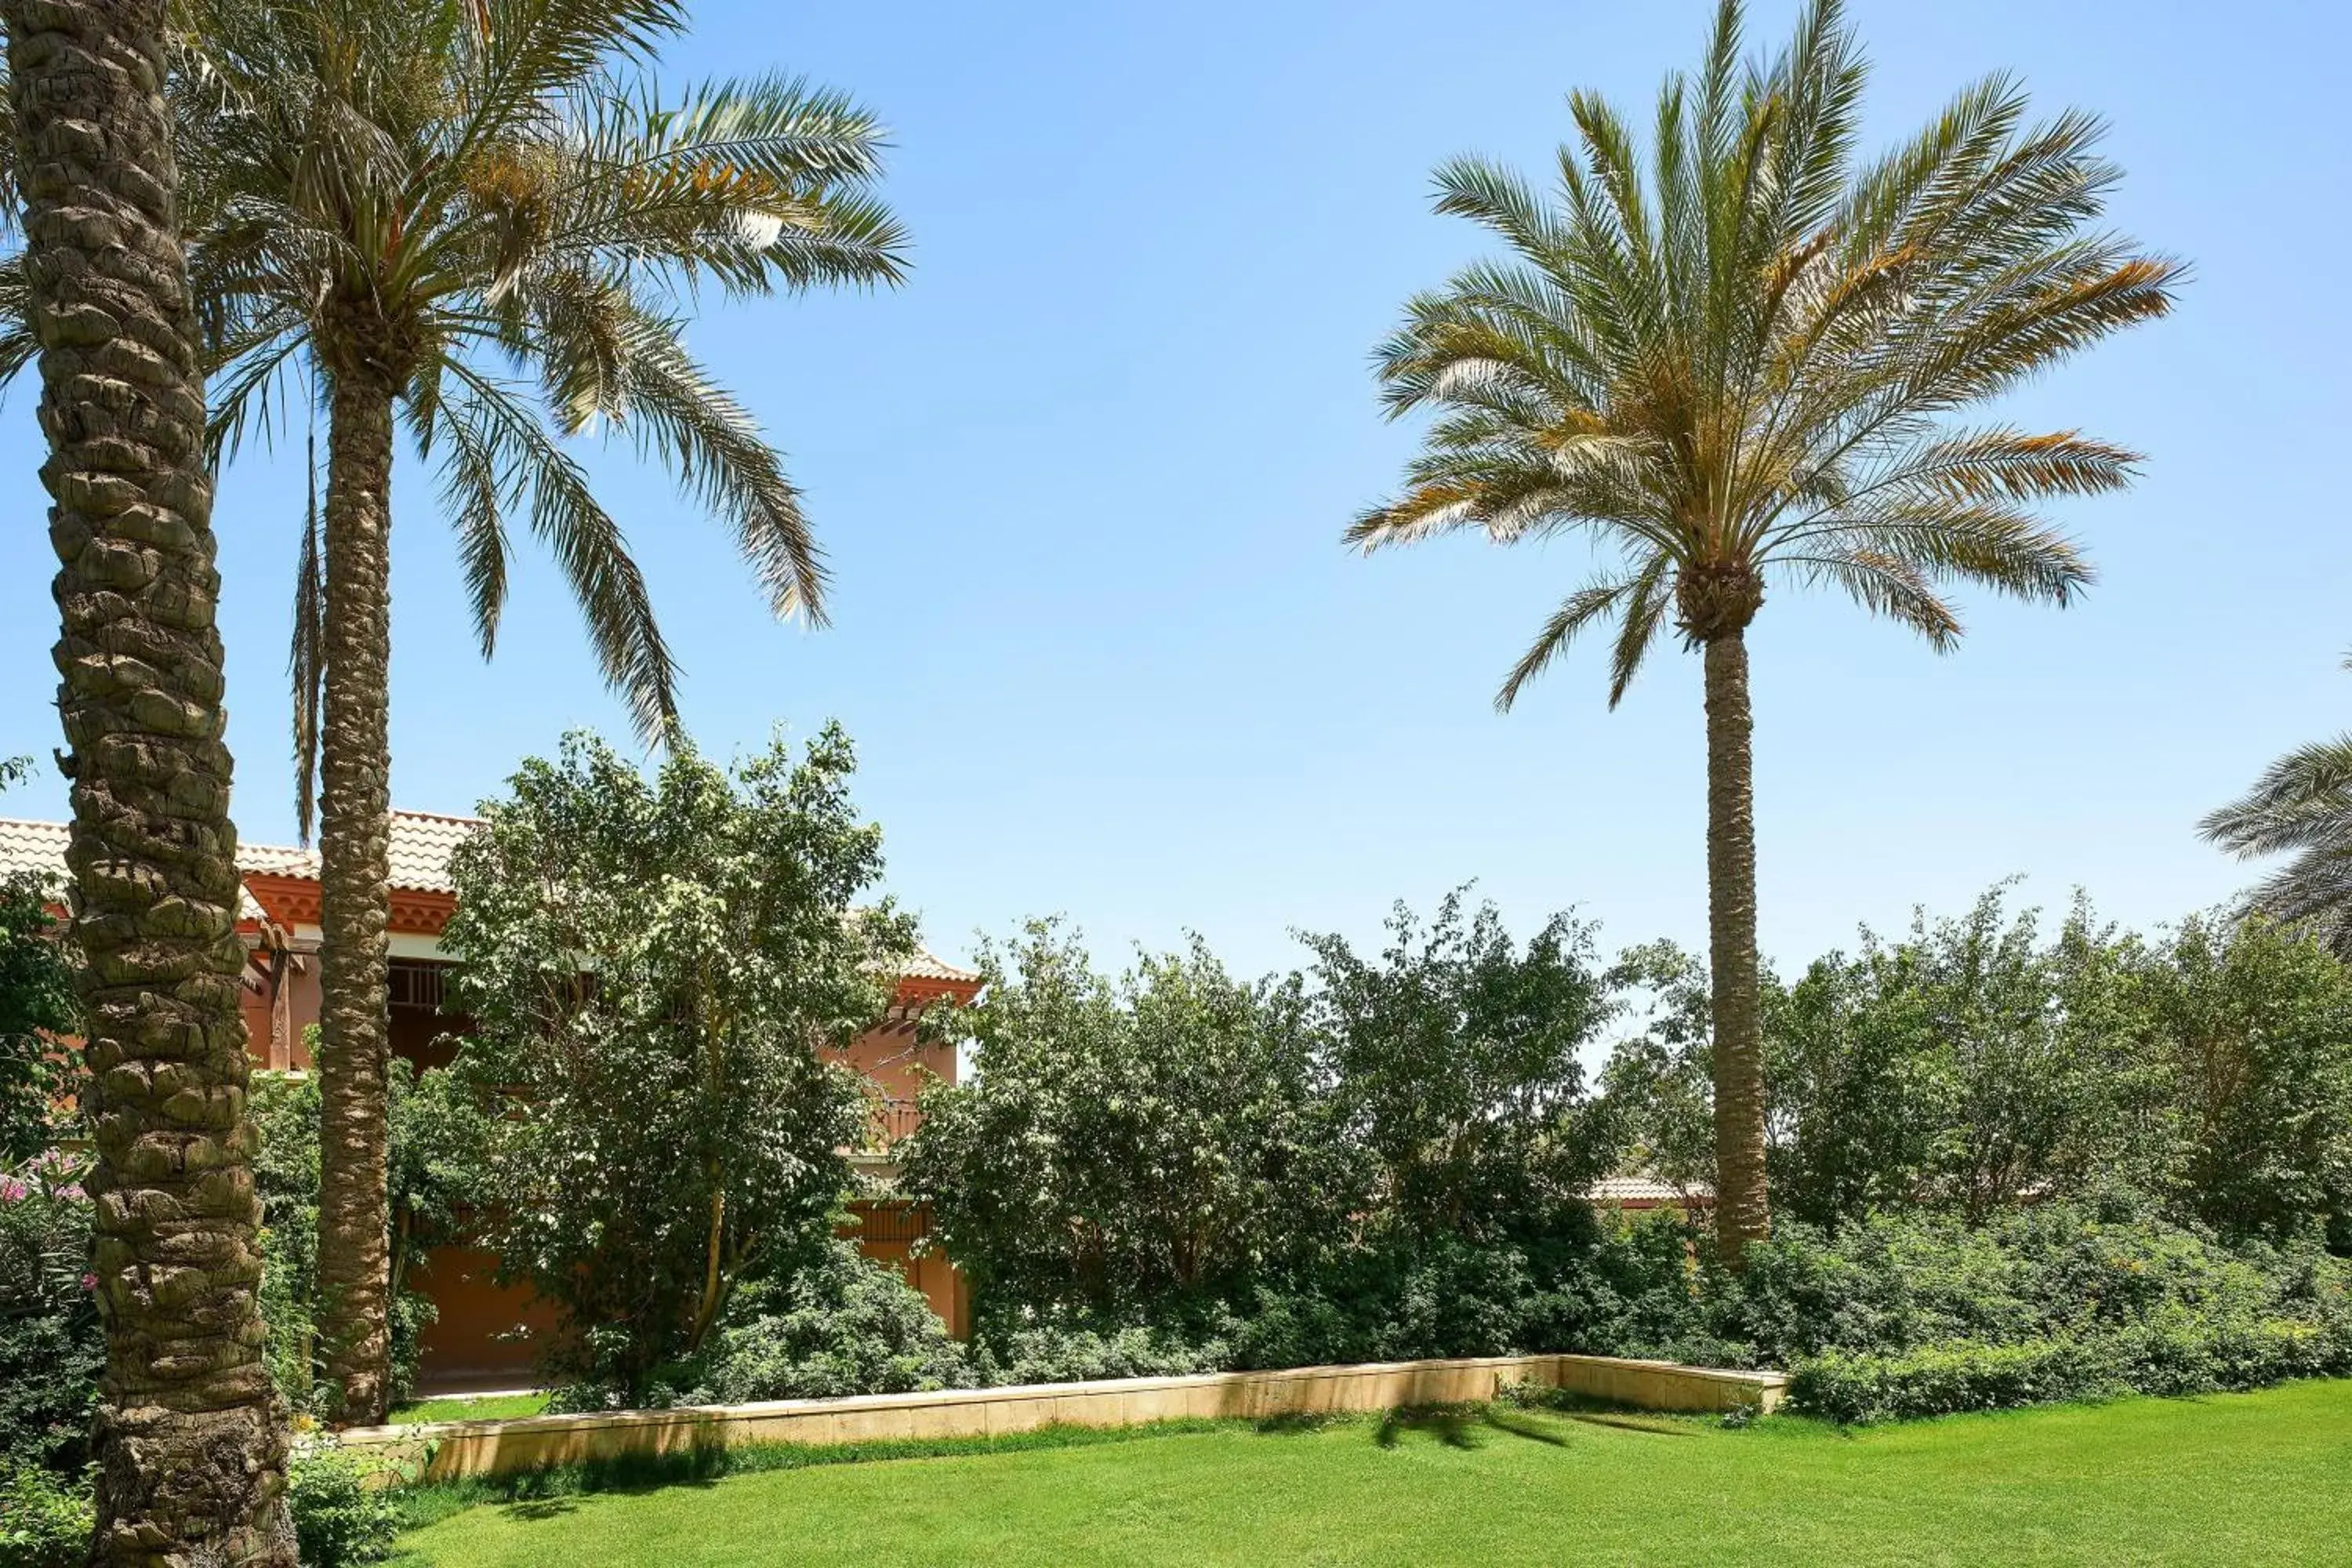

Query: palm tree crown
left=1351, top=0, right=2176, bottom=703
left=177, top=0, right=907, bottom=801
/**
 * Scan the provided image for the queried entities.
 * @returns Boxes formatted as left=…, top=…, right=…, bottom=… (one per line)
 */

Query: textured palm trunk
left=4, top=0, right=293, bottom=1559
left=1702, top=628, right=1772, bottom=1267
left=312, top=365, right=397, bottom=1425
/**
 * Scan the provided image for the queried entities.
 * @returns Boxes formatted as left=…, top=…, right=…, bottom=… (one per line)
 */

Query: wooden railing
left=868, top=1096, right=922, bottom=1148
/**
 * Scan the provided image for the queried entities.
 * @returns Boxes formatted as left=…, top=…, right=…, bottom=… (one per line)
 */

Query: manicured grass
left=387, top=1392, right=552, bottom=1426
left=393, top=1379, right=2352, bottom=1566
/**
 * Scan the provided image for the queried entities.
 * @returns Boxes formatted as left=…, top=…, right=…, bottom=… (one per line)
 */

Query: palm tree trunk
left=4, top=1, right=292, bottom=1559
left=1702, top=627, right=1771, bottom=1267
left=313, top=364, right=397, bottom=1425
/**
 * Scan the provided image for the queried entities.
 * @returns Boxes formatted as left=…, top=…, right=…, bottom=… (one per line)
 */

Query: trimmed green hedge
left=1788, top=1311, right=2352, bottom=1425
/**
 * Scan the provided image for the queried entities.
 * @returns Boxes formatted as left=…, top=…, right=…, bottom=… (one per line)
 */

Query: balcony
left=868, top=1095, right=923, bottom=1149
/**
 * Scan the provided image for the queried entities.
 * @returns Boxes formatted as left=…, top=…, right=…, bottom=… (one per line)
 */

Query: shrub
left=0, top=1462, right=92, bottom=1568
left=975, top=1323, right=1222, bottom=1386
left=287, top=1446, right=400, bottom=1567
left=668, top=1240, right=975, bottom=1404
left=0, top=1156, right=101, bottom=1473
left=251, top=1069, right=460, bottom=1414
left=0, top=868, right=78, bottom=1173
left=1770, top=1214, right=2352, bottom=1422
left=1789, top=1337, right=2120, bottom=1425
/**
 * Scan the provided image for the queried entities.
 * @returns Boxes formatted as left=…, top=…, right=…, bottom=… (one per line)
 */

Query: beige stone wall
left=339, top=1352, right=1788, bottom=1485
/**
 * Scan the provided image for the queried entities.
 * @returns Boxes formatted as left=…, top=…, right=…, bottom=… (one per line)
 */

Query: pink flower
left=80, top=1272, right=96, bottom=1292
left=0, top=1178, right=27, bottom=1203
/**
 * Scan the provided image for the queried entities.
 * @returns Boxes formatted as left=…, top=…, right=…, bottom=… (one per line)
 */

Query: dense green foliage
left=285, top=1447, right=400, bottom=1567
left=903, top=923, right=1328, bottom=1316
left=390, top=1381, right=2352, bottom=1567
left=249, top=1062, right=490, bottom=1413
left=896, top=884, right=2351, bottom=1421
left=0, top=760, right=74, bottom=1171
left=554, top=1240, right=973, bottom=1411
left=441, top=729, right=907, bottom=1399
left=1695, top=1200, right=2352, bottom=1420
left=0, top=876, right=76, bottom=1171
left=906, top=895, right=1617, bottom=1363
left=1605, top=891, right=2352, bottom=1250
left=0, top=1156, right=98, bottom=1474
left=0, top=1458, right=93, bottom=1568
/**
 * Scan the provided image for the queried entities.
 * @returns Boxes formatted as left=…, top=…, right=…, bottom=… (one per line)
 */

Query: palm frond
left=436, top=356, right=681, bottom=742
left=1497, top=575, right=1639, bottom=713
left=2201, top=737, right=2352, bottom=860
left=290, top=430, right=327, bottom=842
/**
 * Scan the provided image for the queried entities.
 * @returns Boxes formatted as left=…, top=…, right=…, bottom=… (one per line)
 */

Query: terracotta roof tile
left=3, top=811, right=974, bottom=982
left=1588, top=1174, right=1712, bottom=1204
left=0, top=817, right=69, bottom=887
left=900, top=948, right=981, bottom=984
left=2, top=815, right=270, bottom=924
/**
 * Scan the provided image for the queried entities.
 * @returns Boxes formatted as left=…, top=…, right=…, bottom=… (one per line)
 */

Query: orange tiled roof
left=0, top=811, right=978, bottom=985
left=1, top=815, right=271, bottom=924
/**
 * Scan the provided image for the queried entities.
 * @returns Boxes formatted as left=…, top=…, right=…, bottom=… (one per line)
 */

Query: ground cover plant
left=385, top=1380, right=2352, bottom=1566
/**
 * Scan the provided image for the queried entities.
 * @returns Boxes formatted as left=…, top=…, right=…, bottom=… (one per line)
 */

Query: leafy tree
left=2126, top=915, right=2352, bottom=1249
left=0, top=0, right=292, bottom=1553
left=1301, top=893, right=1615, bottom=1242
left=1, top=760, right=78, bottom=1168
left=2201, top=656, right=2352, bottom=956
left=1348, top=0, right=2177, bottom=1264
left=1600, top=890, right=2352, bottom=1253
left=90, top=0, right=906, bottom=1423
left=1771, top=890, right=2096, bottom=1225
left=0, top=873, right=75, bottom=1170
left=440, top=728, right=907, bottom=1400
left=1595, top=940, right=1726, bottom=1203
left=906, top=924, right=1330, bottom=1319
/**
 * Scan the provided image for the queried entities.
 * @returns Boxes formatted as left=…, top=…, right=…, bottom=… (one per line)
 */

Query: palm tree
left=167, top=0, right=907, bottom=1422
left=1348, top=0, right=2177, bottom=1265
left=2, top=0, right=292, bottom=1559
left=2201, top=659, right=2352, bottom=956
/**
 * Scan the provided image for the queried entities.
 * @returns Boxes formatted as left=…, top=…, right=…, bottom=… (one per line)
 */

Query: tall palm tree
left=2, top=0, right=292, bottom=1559
left=1348, top=0, right=2177, bottom=1265
left=2201, top=659, right=2352, bottom=956
left=169, top=0, right=907, bottom=1421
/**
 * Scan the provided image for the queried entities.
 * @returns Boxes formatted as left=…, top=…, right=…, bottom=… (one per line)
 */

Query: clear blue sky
left=0, top=0, right=2342, bottom=980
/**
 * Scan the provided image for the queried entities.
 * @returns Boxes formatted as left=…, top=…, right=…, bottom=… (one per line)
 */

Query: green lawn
left=393, top=1380, right=2352, bottom=1566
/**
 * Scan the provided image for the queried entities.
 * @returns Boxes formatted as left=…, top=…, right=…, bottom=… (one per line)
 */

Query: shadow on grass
left=1377, top=1406, right=1485, bottom=1450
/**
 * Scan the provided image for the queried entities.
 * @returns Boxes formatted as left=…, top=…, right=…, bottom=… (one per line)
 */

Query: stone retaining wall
left=338, top=1352, right=1788, bottom=1485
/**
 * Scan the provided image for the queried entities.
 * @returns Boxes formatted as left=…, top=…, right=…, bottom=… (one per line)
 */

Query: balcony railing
left=868, top=1096, right=923, bottom=1149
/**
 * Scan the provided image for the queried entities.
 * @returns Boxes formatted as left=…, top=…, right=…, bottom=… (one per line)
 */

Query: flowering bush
left=0, top=1152, right=101, bottom=1472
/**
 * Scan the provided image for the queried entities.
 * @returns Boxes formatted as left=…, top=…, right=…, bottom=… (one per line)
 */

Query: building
left=0, top=811, right=978, bottom=1392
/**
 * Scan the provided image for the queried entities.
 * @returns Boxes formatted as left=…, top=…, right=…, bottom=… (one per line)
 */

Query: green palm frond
left=0, top=0, right=907, bottom=784
left=2203, top=737, right=2352, bottom=862
left=2200, top=673, right=2352, bottom=955
left=434, top=358, right=682, bottom=740
left=0, top=256, right=35, bottom=390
